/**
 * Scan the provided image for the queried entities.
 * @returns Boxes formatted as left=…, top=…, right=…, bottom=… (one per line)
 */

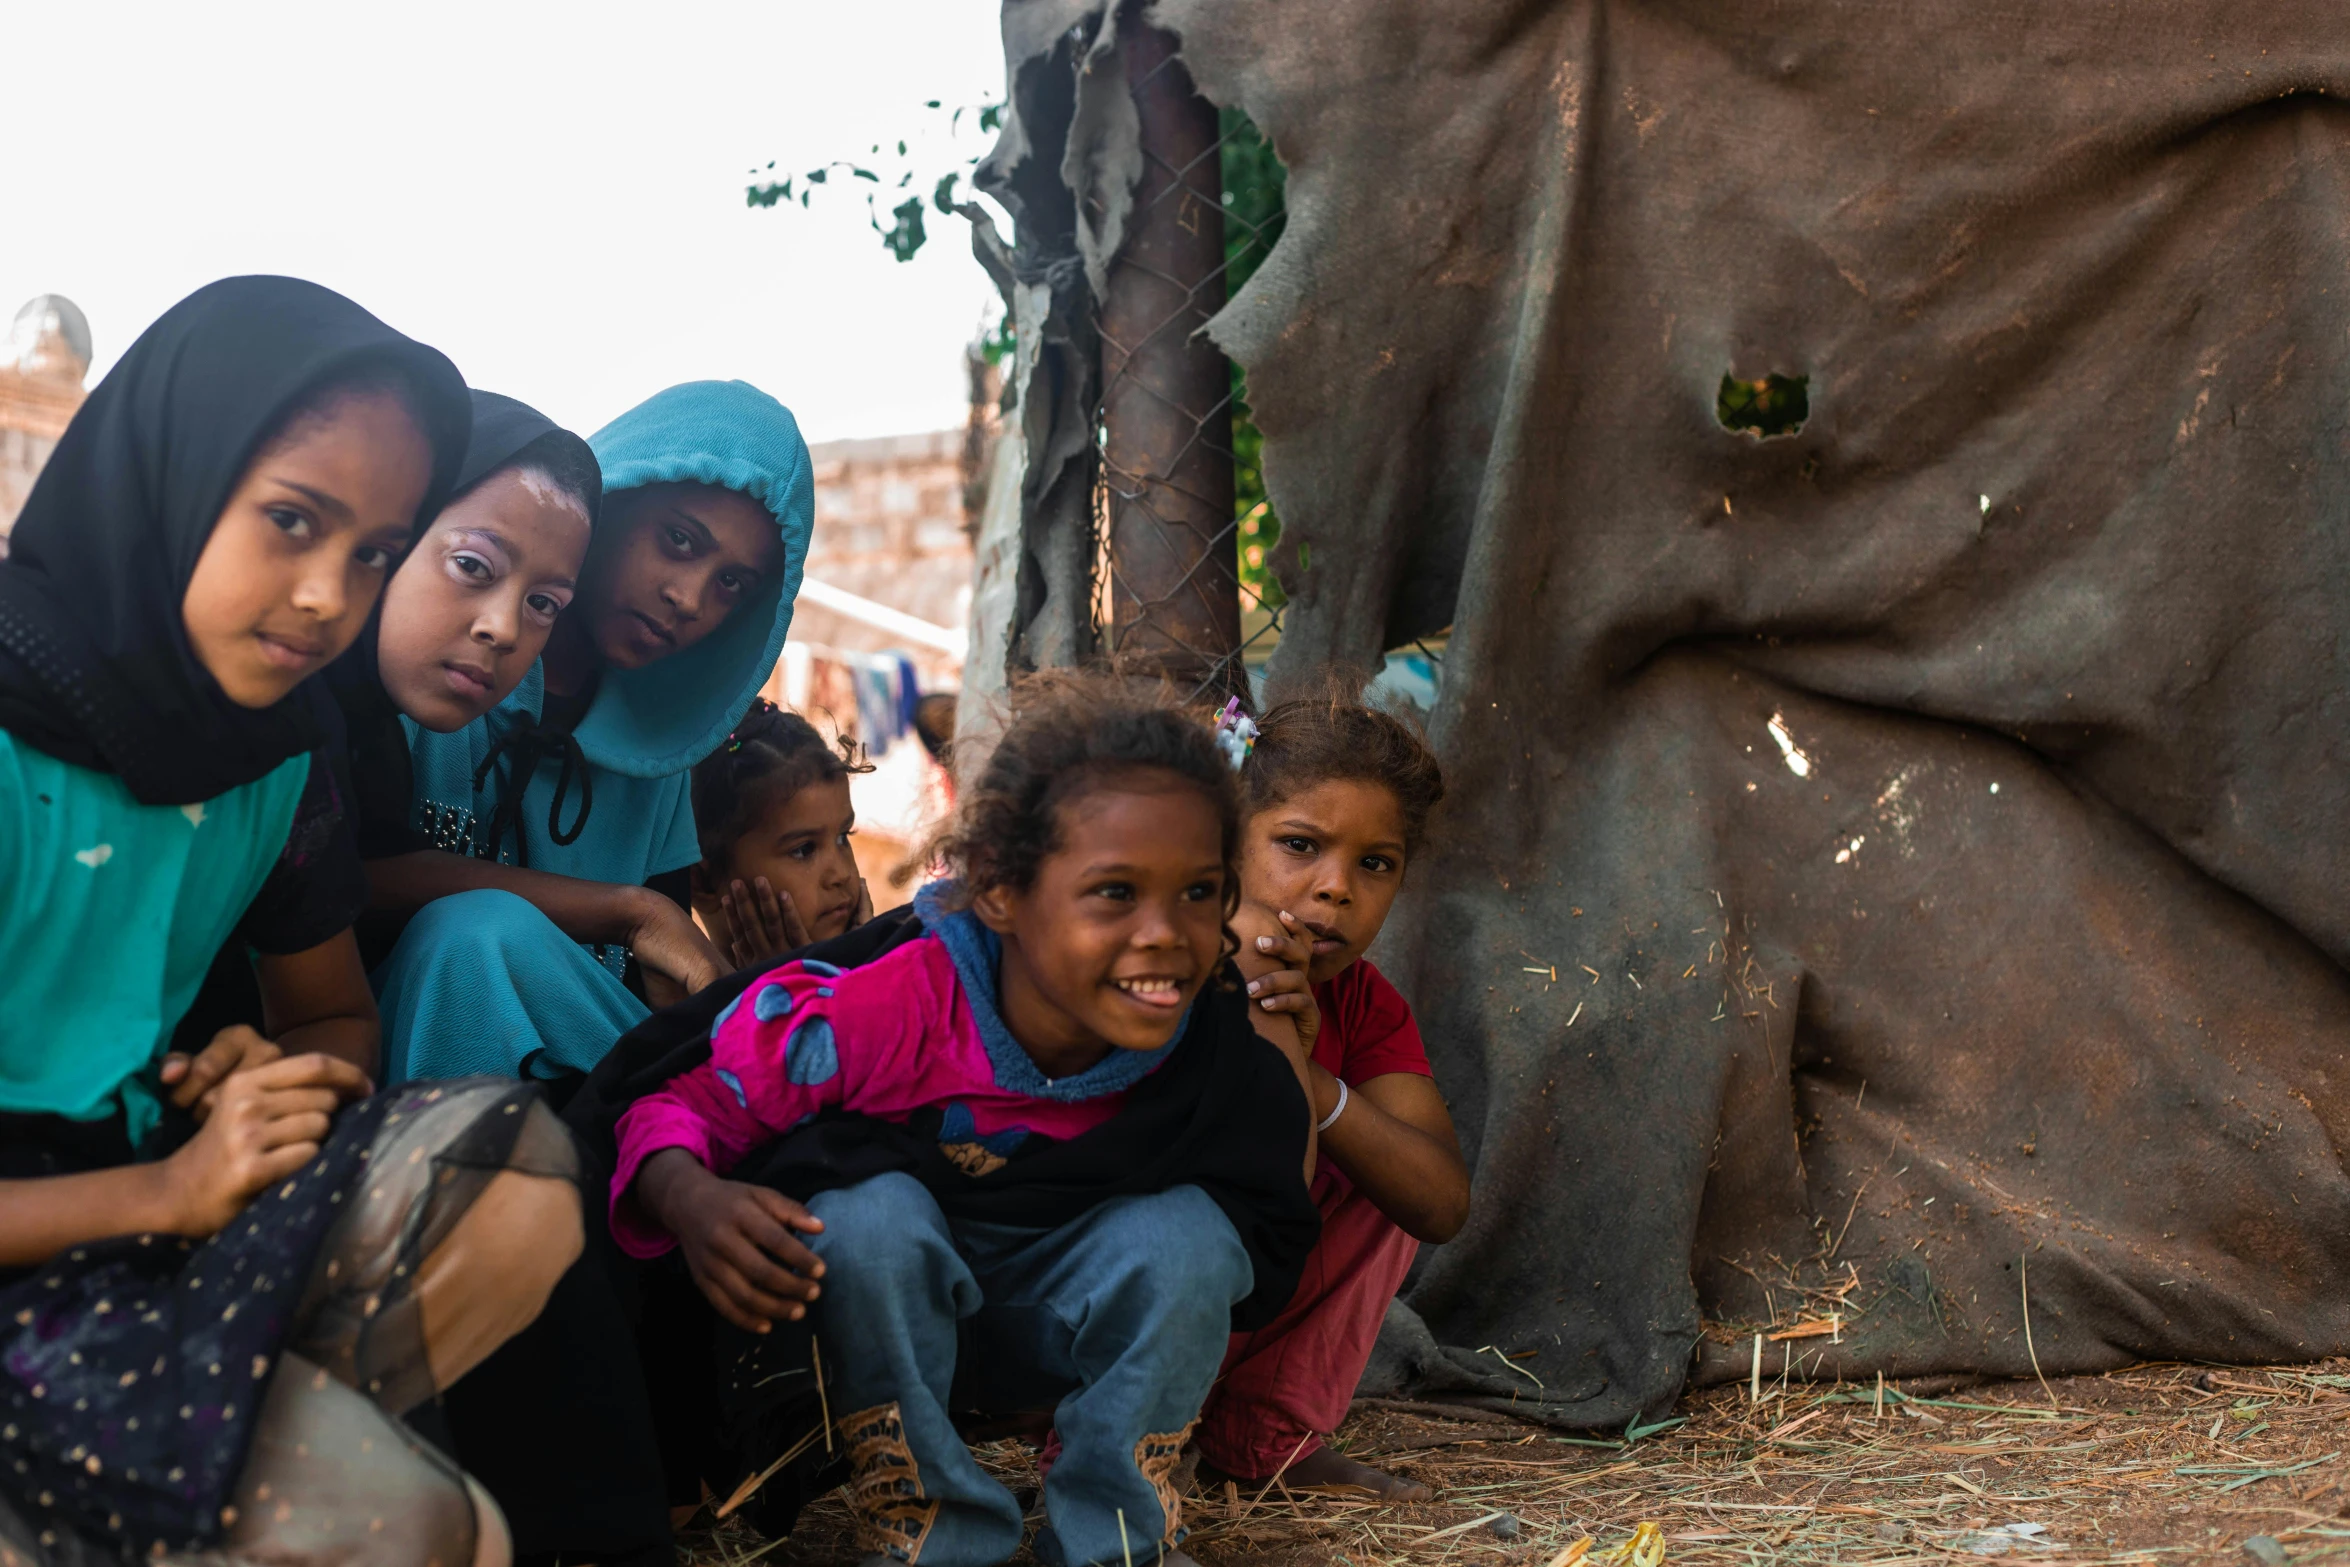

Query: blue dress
left=379, top=380, right=815, bottom=1083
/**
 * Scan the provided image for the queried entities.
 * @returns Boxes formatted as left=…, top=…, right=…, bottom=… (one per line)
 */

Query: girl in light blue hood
left=371, top=380, right=814, bottom=1083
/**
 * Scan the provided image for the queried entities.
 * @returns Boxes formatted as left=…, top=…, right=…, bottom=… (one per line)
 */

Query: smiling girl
left=1196, top=683, right=1470, bottom=1502
left=612, top=673, right=1320, bottom=1567
left=0, top=277, right=581, bottom=1567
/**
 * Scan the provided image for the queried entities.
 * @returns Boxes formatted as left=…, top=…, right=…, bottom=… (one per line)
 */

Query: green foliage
left=1222, top=110, right=1288, bottom=612
left=746, top=102, right=999, bottom=261
left=1717, top=372, right=1810, bottom=438
left=977, top=312, right=1017, bottom=369
left=749, top=99, right=1297, bottom=618
left=879, top=197, right=927, bottom=262
left=1220, top=107, right=1288, bottom=297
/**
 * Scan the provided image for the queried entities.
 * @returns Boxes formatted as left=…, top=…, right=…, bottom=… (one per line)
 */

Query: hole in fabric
left=1717, top=372, right=1810, bottom=438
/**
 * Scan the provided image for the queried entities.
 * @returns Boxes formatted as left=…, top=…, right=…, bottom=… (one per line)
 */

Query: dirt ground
left=685, top=1360, right=2350, bottom=1567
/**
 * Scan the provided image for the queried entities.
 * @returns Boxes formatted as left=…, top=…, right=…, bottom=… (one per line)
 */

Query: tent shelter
left=966, top=0, right=2350, bottom=1427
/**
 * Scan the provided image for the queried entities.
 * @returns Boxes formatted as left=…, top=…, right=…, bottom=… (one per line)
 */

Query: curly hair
left=1240, top=675, right=1446, bottom=857
left=690, top=699, right=871, bottom=869
left=927, top=669, right=1240, bottom=919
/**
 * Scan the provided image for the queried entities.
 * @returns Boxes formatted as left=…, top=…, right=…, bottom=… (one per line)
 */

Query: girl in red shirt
left=1201, top=687, right=1473, bottom=1500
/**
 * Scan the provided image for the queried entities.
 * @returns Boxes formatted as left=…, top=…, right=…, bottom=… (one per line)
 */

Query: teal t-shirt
left=0, top=733, right=309, bottom=1141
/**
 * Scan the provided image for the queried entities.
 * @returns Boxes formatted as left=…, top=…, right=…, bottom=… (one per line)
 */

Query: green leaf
left=1624, top=1415, right=1688, bottom=1444
left=980, top=312, right=1016, bottom=366
left=877, top=196, right=927, bottom=262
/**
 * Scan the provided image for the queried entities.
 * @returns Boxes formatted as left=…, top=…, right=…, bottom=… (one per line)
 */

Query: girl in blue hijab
left=371, top=380, right=815, bottom=1083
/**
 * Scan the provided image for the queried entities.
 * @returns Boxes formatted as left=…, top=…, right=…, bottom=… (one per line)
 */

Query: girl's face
left=182, top=389, right=434, bottom=709
left=975, top=774, right=1230, bottom=1078
left=711, top=774, right=861, bottom=943
left=571, top=482, right=784, bottom=670
left=1239, top=776, right=1410, bottom=984
left=375, top=467, right=592, bottom=732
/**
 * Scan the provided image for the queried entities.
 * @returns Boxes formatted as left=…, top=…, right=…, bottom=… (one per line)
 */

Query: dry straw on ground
left=685, top=1360, right=2350, bottom=1567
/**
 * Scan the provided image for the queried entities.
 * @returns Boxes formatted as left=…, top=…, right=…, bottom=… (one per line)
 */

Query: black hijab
left=453, top=388, right=600, bottom=508
left=325, top=388, right=600, bottom=716
left=0, top=276, right=470, bottom=806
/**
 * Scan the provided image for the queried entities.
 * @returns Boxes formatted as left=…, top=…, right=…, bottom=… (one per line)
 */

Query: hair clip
left=1212, top=696, right=1259, bottom=772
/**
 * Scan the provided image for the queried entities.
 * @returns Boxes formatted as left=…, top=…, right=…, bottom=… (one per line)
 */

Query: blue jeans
left=807, top=1172, right=1253, bottom=1567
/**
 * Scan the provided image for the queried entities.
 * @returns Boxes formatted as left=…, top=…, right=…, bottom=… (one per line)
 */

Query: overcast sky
left=4, top=2, right=1007, bottom=444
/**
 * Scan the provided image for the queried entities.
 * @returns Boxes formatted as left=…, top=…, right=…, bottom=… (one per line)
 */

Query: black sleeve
left=644, top=866, right=693, bottom=912
left=348, top=704, right=427, bottom=860
left=238, top=743, right=369, bottom=956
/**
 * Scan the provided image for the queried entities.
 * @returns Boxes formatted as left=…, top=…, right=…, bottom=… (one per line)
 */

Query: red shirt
left=1309, top=959, right=1433, bottom=1086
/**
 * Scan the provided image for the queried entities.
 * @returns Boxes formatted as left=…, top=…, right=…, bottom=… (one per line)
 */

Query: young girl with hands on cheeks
left=1196, top=684, right=1471, bottom=1503
left=0, top=278, right=582, bottom=1567
left=687, top=699, right=873, bottom=969
left=612, top=674, right=1323, bottom=1567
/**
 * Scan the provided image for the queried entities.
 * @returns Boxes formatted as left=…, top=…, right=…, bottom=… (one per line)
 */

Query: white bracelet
left=1316, top=1078, right=1350, bottom=1133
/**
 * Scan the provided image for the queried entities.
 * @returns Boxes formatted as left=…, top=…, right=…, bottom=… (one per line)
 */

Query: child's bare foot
left=1280, top=1444, right=1433, bottom=1501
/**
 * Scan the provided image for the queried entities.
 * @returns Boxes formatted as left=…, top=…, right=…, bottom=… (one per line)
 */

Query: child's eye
left=716, top=569, right=746, bottom=596
left=449, top=550, right=495, bottom=582
left=1361, top=854, right=1396, bottom=874
left=1092, top=880, right=1135, bottom=902
left=265, top=506, right=313, bottom=540
left=1181, top=880, right=1220, bottom=903
left=353, top=544, right=398, bottom=572
left=787, top=842, right=815, bottom=860
left=524, top=592, right=564, bottom=623
left=665, top=526, right=695, bottom=555
left=1279, top=835, right=1316, bottom=855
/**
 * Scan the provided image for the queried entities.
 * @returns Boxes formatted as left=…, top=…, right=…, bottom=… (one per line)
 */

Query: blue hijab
left=403, top=381, right=814, bottom=908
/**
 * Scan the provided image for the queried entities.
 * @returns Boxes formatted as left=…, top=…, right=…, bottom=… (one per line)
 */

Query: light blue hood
left=576, top=379, right=814, bottom=779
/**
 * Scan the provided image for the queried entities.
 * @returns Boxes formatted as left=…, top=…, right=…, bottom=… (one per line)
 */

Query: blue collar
left=914, top=882, right=1183, bottom=1102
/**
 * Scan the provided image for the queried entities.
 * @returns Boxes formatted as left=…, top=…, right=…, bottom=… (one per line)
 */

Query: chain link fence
left=1086, top=22, right=1282, bottom=708
left=1082, top=17, right=1444, bottom=715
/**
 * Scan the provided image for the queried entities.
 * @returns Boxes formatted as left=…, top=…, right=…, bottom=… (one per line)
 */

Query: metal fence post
left=1096, top=13, right=1242, bottom=698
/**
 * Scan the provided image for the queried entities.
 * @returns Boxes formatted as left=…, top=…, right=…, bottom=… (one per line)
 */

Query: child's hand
left=159, top=1052, right=374, bottom=1236
left=719, top=876, right=814, bottom=970
left=159, top=1025, right=285, bottom=1123
left=638, top=1148, right=826, bottom=1334
left=628, top=891, right=727, bottom=1006
left=1240, top=909, right=1322, bottom=1060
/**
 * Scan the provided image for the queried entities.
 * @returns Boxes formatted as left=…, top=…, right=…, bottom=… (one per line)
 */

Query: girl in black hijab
left=336, top=390, right=601, bottom=859
left=0, top=277, right=585, bottom=1567
left=167, top=389, right=603, bottom=1063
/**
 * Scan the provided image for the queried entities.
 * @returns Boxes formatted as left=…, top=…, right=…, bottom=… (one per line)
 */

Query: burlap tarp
left=986, top=0, right=2350, bottom=1425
